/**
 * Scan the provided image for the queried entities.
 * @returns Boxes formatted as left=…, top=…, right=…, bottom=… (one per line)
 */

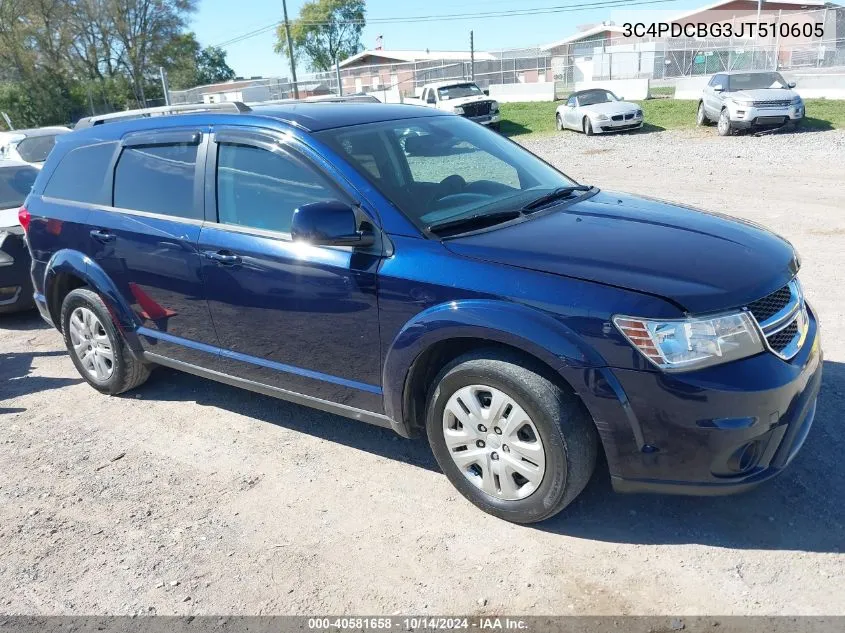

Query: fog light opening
left=728, top=441, right=761, bottom=474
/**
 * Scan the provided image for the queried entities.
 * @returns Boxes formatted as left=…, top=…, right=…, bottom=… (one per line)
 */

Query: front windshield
left=578, top=90, right=618, bottom=106
left=437, top=83, right=483, bottom=101
left=726, top=72, right=788, bottom=91
left=316, top=116, right=578, bottom=232
left=16, top=134, right=60, bottom=163
left=0, top=166, right=38, bottom=209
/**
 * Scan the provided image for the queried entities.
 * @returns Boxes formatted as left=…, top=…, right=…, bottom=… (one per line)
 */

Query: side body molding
left=381, top=299, right=607, bottom=430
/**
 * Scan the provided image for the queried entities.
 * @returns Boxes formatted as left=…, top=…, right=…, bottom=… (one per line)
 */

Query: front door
left=197, top=129, right=384, bottom=413
left=85, top=127, right=222, bottom=369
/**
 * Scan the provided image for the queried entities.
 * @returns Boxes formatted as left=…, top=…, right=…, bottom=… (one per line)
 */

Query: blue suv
left=20, top=103, right=821, bottom=523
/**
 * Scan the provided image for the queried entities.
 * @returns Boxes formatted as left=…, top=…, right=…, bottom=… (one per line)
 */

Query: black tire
left=717, top=108, right=733, bottom=136
left=696, top=101, right=709, bottom=126
left=583, top=117, right=594, bottom=136
left=555, top=113, right=564, bottom=132
left=426, top=350, right=598, bottom=524
left=61, top=288, right=150, bottom=395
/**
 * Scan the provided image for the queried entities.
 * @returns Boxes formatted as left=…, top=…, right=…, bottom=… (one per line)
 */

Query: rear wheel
left=426, top=350, right=598, bottom=524
left=717, top=108, right=732, bottom=136
left=696, top=102, right=709, bottom=126
left=61, top=288, right=150, bottom=395
left=583, top=117, right=594, bottom=136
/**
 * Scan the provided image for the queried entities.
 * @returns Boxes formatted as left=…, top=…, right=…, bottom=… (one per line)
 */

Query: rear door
left=84, top=127, right=222, bottom=369
left=197, top=128, right=384, bottom=412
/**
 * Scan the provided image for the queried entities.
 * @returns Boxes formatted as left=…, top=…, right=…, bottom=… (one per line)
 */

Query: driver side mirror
left=483, top=89, right=490, bottom=96
left=788, top=81, right=797, bottom=88
left=713, top=84, right=724, bottom=92
left=291, top=201, right=374, bottom=248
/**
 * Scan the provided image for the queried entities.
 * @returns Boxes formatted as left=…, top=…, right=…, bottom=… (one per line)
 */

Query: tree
left=275, top=0, right=365, bottom=72
left=196, top=46, right=235, bottom=85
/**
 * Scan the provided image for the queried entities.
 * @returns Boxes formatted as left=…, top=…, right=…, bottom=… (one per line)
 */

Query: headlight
left=791, top=95, right=803, bottom=105
left=490, top=100, right=499, bottom=113
left=452, top=106, right=465, bottom=114
left=613, top=312, right=764, bottom=371
left=730, top=98, right=753, bottom=107
left=635, top=109, right=643, bottom=117
left=596, top=114, right=609, bottom=121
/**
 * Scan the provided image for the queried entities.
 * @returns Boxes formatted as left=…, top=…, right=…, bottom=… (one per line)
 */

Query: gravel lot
left=1, top=128, right=844, bottom=616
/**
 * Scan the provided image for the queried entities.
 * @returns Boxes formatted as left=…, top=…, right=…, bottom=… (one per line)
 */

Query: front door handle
left=203, top=250, right=242, bottom=266
left=90, top=229, right=115, bottom=243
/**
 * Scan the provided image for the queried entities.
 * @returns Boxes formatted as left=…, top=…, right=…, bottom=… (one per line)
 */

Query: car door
left=197, top=128, right=384, bottom=413
left=564, top=95, right=579, bottom=128
left=704, top=74, right=723, bottom=117
left=84, top=127, right=223, bottom=369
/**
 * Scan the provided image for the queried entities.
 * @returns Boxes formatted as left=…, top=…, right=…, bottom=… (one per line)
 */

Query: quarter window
left=113, top=142, right=199, bottom=219
left=216, top=142, right=337, bottom=234
left=43, top=142, right=117, bottom=205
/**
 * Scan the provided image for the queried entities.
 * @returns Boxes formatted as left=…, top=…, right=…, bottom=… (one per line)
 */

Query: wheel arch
left=382, top=299, right=604, bottom=437
left=43, top=249, right=143, bottom=354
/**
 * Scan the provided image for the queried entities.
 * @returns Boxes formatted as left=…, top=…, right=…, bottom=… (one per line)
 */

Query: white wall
left=488, top=82, right=556, bottom=103
left=573, top=78, right=650, bottom=101
left=370, top=87, right=403, bottom=103
left=674, top=77, right=711, bottom=100
left=784, top=72, right=845, bottom=100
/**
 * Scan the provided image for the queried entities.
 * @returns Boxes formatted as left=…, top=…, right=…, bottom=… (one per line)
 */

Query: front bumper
left=596, top=117, right=643, bottom=133
left=729, top=103, right=804, bottom=129
left=0, top=228, right=34, bottom=314
left=580, top=305, right=822, bottom=495
left=466, top=113, right=500, bottom=126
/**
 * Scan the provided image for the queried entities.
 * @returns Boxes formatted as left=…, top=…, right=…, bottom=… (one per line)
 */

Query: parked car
left=555, top=89, right=643, bottom=135
left=0, top=160, right=38, bottom=312
left=405, top=80, right=501, bottom=129
left=21, top=102, right=821, bottom=523
left=697, top=71, right=804, bottom=136
left=0, top=126, right=71, bottom=167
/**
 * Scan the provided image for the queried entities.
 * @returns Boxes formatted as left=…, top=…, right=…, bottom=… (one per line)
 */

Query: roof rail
left=74, top=101, right=252, bottom=130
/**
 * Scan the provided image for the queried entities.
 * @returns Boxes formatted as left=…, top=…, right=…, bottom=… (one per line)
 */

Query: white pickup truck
left=405, top=81, right=501, bottom=129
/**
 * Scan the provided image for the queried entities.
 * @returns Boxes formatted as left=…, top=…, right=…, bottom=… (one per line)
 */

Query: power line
left=212, top=0, right=689, bottom=48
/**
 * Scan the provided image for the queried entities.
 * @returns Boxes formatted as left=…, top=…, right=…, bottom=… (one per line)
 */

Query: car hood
left=581, top=101, right=639, bottom=115
left=0, top=206, right=20, bottom=229
left=443, top=191, right=798, bottom=314
left=729, top=88, right=796, bottom=101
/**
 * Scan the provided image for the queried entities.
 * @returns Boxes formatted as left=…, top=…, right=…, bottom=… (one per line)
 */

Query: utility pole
left=159, top=67, right=171, bottom=106
left=282, top=0, right=300, bottom=99
left=470, top=30, right=475, bottom=80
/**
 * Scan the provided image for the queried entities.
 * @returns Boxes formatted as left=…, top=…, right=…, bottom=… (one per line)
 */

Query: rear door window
left=113, top=142, right=200, bottom=219
left=43, top=141, right=118, bottom=205
left=0, top=165, right=38, bottom=209
left=16, top=135, right=60, bottom=163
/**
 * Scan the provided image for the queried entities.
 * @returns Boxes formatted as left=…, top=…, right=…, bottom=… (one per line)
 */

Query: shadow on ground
left=0, top=309, right=50, bottom=331
left=127, top=354, right=845, bottom=553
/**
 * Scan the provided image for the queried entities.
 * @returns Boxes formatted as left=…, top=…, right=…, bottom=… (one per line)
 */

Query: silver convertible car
left=555, top=89, right=643, bottom=135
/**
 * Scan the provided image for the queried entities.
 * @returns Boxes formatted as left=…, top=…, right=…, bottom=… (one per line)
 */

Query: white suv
left=697, top=71, right=804, bottom=136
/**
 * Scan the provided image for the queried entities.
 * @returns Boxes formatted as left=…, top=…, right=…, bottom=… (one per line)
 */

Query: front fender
left=381, top=299, right=606, bottom=426
left=44, top=249, right=143, bottom=354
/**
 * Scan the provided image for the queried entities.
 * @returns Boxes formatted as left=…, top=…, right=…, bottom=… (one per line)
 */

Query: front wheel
left=556, top=113, right=564, bottom=131
left=426, top=351, right=598, bottom=524
left=583, top=117, right=594, bottom=136
left=717, top=108, right=733, bottom=136
left=696, top=102, right=709, bottom=126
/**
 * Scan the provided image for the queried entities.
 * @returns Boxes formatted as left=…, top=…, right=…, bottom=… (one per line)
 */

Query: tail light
left=18, top=206, right=31, bottom=232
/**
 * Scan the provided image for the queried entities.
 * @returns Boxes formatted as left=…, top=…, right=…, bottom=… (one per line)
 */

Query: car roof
left=0, top=126, right=71, bottom=138
left=425, top=80, right=480, bottom=90
left=250, top=102, right=447, bottom=131
left=720, top=70, right=782, bottom=76
left=570, top=88, right=615, bottom=98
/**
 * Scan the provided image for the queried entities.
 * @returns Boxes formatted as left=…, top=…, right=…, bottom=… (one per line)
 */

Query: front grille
left=768, top=320, right=799, bottom=353
left=624, top=113, right=634, bottom=120
left=611, top=114, right=623, bottom=121
left=746, top=280, right=807, bottom=360
left=748, top=285, right=791, bottom=323
left=462, top=101, right=492, bottom=117
left=753, top=99, right=791, bottom=108
left=755, top=116, right=787, bottom=126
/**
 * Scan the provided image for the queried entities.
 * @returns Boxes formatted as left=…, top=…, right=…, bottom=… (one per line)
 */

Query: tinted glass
left=0, top=165, right=38, bottom=209
left=16, top=134, right=59, bottom=163
left=578, top=90, right=617, bottom=106
left=114, top=143, right=199, bottom=219
left=726, top=72, right=788, bottom=91
left=437, top=83, right=483, bottom=100
left=216, top=143, right=336, bottom=233
left=318, top=116, right=575, bottom=230
left=43, top=141, right=117, bottom=204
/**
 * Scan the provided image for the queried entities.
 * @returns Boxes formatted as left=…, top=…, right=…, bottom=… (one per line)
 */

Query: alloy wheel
left=442, top=384, right=546, bottom=500
left=718, top=110, right=731, bottom=135
left=68, top=307, right=114, bottom=381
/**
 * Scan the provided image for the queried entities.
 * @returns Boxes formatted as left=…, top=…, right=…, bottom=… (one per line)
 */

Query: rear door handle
left=90, top=229, right=115, bottom=243
left=203, top=250, right=242, bottom=265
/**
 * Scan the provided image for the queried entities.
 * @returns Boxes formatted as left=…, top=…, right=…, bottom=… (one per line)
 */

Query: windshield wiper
left=427, top=210, right=522, bottom=236
left=522, top=185, right=592, bottom=211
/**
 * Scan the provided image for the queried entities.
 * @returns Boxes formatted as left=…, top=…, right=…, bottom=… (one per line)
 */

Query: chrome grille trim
left=745, top=279, right=808, bottom=361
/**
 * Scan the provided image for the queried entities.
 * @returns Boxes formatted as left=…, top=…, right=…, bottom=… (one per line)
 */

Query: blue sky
left=192, top=0, right=705, bottom=78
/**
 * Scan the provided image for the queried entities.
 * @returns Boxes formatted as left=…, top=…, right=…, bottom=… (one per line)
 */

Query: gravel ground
left=1, top=127, right=844, bottom=616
